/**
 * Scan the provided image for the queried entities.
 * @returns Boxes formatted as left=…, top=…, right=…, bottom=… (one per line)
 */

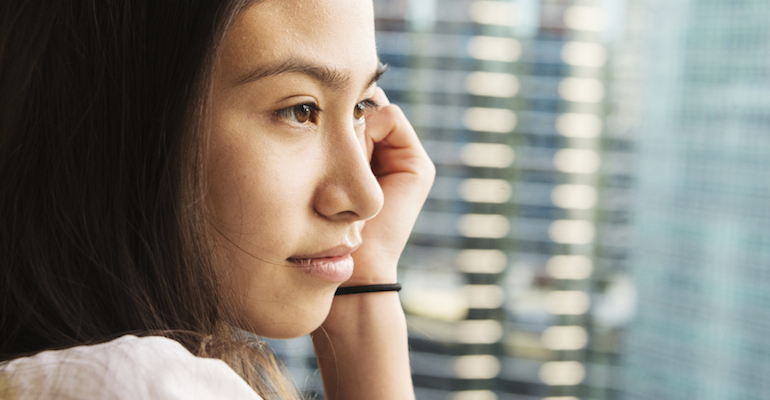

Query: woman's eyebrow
left=234, top=59, right=388, bottom=91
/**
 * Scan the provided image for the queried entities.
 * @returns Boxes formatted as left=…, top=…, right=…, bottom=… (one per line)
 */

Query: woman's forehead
left=218, top=0, right=377, bottom=89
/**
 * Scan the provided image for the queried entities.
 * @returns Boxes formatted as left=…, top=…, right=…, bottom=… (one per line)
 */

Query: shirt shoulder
left=0, top=335, right=264, bottom=400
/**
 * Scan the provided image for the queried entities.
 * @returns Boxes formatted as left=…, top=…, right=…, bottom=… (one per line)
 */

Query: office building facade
left=373, top=1, right=633, bottom=399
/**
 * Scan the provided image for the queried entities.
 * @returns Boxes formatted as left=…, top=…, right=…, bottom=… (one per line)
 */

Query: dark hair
left=0, top=0, right=297, bottom=397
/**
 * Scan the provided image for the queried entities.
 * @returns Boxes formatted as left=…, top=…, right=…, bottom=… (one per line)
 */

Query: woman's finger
left=364, top=87, right=389, bottom=161
left=365, top=88, right=433, bottom=179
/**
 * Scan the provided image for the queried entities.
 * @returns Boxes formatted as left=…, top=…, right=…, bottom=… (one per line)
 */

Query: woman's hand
left=345, top=87, right=435, bottom=286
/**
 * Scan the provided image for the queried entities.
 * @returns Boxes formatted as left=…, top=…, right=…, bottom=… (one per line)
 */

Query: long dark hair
left=0, top=0, right=297, bottom=397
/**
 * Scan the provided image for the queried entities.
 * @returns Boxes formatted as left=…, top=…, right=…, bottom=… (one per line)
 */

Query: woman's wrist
left=338, top=277, right=397, bottom=287
left=313, top=291, right=414, bottom=400
left=339, top=261, right=398, bottom=288
left=319, top=289, right=404, bottom=333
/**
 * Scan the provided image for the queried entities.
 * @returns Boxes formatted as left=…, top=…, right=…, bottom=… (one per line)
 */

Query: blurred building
left=371, top=1, right=635, bottom=399
left=621, top=0, right=770, bottom=399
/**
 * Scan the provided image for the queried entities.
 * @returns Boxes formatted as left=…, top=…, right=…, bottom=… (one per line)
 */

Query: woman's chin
left=241, top=291, right=336, bottom=339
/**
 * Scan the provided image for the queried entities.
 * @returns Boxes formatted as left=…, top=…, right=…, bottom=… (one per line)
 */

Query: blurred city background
left=268, top=0, right=770, bottom=399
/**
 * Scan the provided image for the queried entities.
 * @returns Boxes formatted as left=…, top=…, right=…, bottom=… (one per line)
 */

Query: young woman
left=0, top=0, right=434, bottom=399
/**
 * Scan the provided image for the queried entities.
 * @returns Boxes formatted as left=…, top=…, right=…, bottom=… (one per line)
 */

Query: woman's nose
left=312, top=123, right=384, bottom=222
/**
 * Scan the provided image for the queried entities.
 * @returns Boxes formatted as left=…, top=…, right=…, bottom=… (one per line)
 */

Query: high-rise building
left=621, top=0, right=770, bottom=398
left=373, top=1, right=634, bottom=399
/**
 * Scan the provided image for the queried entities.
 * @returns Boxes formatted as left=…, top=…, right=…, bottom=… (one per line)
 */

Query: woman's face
left=208, top=0, right=384, bottom=338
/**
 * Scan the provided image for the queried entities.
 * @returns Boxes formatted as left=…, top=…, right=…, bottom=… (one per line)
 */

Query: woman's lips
left=288, top=244, right=359, bottom=283
left=290, top=244, right=359, bottom=260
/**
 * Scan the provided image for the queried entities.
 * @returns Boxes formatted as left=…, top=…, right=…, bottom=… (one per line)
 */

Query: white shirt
left=0, top=335, right=264, bottom=399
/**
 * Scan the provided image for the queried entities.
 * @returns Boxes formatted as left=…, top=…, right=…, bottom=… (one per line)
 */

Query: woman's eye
left=353, top=99, right=379, bottom=122
left=277, top=103, right=320, bottom=124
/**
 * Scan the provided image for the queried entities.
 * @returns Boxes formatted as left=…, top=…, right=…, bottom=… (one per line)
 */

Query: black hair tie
left=334, top=283, right=402, bottom=296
